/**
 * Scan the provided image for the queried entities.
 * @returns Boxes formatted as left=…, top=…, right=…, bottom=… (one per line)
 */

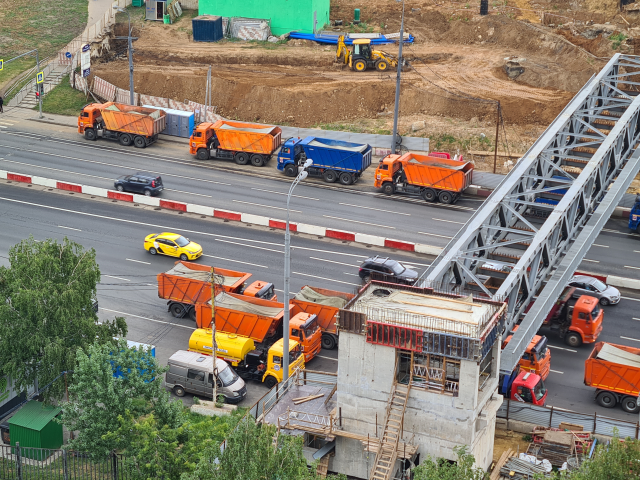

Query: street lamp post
left=283, top=159, right=313, bottom=381
left=391, top=0, right=406, bottom=154
left=113, top=6, right=135, bottom=105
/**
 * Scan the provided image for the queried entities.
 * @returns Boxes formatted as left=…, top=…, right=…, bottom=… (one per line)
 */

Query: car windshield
left=591, top=279, right=607, bottom=291
left=217, top=365, right=239, bottom=387
left=390, top=262, right=406, bottom=275
left=175, top=236, right=190, bottom=247
left=533, top=379, right=547, bottom=401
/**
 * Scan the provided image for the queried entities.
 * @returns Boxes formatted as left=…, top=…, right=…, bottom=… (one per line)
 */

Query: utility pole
left=391, top=0, right=405, bottom=154
left=493, top=102, right=501, bottom=174
left=114, top=6, right=134, bottom=105
left=210, top=267, right=217, bottom=403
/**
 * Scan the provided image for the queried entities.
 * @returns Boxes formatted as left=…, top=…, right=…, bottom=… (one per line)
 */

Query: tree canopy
left=413, top=446, right=487, bottom=480
left=0, top=236, right=126, bottom=401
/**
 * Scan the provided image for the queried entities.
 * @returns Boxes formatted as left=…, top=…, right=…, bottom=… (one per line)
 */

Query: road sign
left=36, top=71, right=44, bottom=84
left=65, top=52, right=72, bottom=59
left=0, top=59, right=3, bottom=71
left=81, top=44, right=91, bottom=78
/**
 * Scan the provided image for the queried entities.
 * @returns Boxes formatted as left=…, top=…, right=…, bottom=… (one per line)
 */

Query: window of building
left=396, top=351, right=460, bottom=396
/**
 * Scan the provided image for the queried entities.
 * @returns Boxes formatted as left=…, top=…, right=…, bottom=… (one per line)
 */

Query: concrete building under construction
left=259, top=281, right=506, bottom=479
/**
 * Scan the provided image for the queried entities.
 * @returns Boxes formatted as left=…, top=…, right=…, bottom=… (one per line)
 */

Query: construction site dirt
left=91, top=0, right=624, bottom=172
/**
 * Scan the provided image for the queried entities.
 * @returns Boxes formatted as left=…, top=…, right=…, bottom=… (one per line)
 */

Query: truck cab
left=266, top=338, right=305, bottom=386
left=499, top=367, right=547, bottom=406
left=629, top=194, right=640, bottom=232
left=502, top=326, right=551, bottom=380
left=289, top=313, right=322, bottom=363
left=277, top=137, right=304, bottom=176
left=374, top=155, right=404, bottom=190
left=77, top=104, right=100, bottom=134
left=541, top=287, right=603, bottom=347
left=189, top=122, right=215, bottom=156
left=242, top=280, right=277, bottom=301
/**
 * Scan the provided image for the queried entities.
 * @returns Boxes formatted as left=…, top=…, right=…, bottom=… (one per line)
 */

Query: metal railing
left=0, top=443, right=129, bottom=480
left=498, top=399, right=640, bottom=440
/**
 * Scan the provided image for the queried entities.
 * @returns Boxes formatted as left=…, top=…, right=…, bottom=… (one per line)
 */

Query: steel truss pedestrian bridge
left=417, top=54, right=640, bottom=374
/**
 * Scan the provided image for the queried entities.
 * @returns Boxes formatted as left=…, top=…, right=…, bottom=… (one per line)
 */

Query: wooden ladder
left=316, top=455, right=330, bottom=478
left=369, top=382, right=411, bottom=480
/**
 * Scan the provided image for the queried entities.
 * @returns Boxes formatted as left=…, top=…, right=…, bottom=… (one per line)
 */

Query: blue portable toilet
left=141, top=106, right=194, bottom=138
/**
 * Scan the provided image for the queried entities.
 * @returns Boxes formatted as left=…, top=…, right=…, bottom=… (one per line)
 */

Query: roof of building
left=9, top=401, right=60, bottom=431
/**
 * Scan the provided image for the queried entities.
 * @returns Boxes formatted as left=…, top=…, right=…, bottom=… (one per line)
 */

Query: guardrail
left=498, top=399, right=640, bottom=439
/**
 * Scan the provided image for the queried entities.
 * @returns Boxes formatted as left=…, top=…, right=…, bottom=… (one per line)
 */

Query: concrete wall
left=332, top=332, right=501, bottom=477
left=199, top=0, right=330, bottom=35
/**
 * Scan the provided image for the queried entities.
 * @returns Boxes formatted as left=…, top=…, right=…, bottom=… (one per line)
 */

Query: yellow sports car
left=144, top=232, right=203, bottom=261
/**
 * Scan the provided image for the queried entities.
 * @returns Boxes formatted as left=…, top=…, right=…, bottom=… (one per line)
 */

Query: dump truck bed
left=402, top=153, right=473, bottom=192
left=195, top=292, right=292, bottom=343
left=157, top=261, right=252, bottom=305
left=584, top=342, right=640, bottom=396
left=300, top=136, right=372, bottom=173
left=96, top=102, right=166, bottom=136
left=212, top=119, right=282, bottom=154
left=291, top=286, right=355, bottom=334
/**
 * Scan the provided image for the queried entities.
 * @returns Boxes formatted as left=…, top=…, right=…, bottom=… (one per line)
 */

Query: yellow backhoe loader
left=336, top=35, right=399, bottom=72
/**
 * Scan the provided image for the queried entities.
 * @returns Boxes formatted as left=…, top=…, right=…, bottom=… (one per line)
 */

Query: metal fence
left=0, top=444, right=130, bottom=480
left=498, top=399, right=640, bottom=440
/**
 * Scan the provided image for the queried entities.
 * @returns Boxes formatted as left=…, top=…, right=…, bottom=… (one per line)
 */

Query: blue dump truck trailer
left=277, top=136, right=372, bottom=185
left=629, top=195, right=640, bottom=232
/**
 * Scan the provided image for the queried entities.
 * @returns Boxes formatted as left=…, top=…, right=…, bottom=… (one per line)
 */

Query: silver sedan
left=568, top=275, right=620, bottom=306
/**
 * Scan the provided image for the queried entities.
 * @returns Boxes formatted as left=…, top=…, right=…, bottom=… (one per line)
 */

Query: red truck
left=499, top=366, right=548, bottom=406
left=529, top=286, right=603, bottom=348
left=195, top=292, right=322, bottom=363
left=291, top=285, right=355, bottom=350
left=584, top=342, right=640, bottom=413
left=157, top=261, right=276, bottom=321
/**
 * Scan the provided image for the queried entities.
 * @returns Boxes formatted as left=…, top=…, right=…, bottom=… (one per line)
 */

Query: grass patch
left=38, top=75, right=90, bottom=116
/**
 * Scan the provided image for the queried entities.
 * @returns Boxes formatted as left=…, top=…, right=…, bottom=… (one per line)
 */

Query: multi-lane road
left=2, top=112, right=640, bottom=420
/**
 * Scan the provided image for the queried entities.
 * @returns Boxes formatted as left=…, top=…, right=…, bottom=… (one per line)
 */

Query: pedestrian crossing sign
left=36, top=71, right=44, bottom=84
left=0, top=60, right=3, bottom=71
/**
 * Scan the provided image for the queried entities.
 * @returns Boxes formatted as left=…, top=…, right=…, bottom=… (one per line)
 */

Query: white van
left=165, top=350, right=246, bottom=404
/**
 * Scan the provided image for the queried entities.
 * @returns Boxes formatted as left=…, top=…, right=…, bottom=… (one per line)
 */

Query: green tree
left=0, top=236, right=126, bottom=401
left=183, top=418, right=346, bottom=480
left=59, top=338, right=182, bottom=457
left=412, top=446, right=487, bottom=480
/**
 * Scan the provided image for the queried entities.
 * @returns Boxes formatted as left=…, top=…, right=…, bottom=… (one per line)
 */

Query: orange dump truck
left=291, top=286, right=355, bottom=350
left=158, top=261, right=276, bottom=321
left=502, top=325, right=551, bottom=380
left=189, top=119, right=282, bottom=166
left=374, top=152, right=474, bottom=204
left=584, top=342, right=640, bottom=413
left=195, top=292, right=322, bottom=363
left=78, top=102, right=166, bottom=147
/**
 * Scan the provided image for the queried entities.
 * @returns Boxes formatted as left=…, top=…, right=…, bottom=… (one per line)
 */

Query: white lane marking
left=602, top=227, right=639, bottom=237
left=291, top=247, right=368, bottom=259
left=548, top=345, right=577, bottom=353
left=292, top=271, right=359, bottom=286
left=0, top=143, right=232, bottom=186
left=251, top=187, right=319, bottom=201
left=58, top=225, right=81, bottom=231
left=101, top=308, right=195, bottom=330
left=310, top=256, right=359, bottom=268
left=343, top=272, right=360, bottom=277
left=338, top=202, right=411, bottom=215
left=624, top=265, right=640, bottom=270
left=593, top=244, right=609, bottom=248
left=126, top=258, right=151, bottom=265
left=632, top=318, right=640, bottom=321
left=418, top=231, right=453, bottom=239
left=274, top=289, right=297, bottom=295
left=0, top=126, right=7, bottom=129
left=621, top=336, right=640, bottom=343
left=232, top=200, right=301, bottom=213
left=623, top=296, right=640, bottom=302
left=582, top=259, right=599, bottom=263
left=104, top=275, right=130, bottom=282
left=550, top=369, right=564, bottom=374
left=322, top=215, right=395, bottom=229
left=166, top=189, right=212, bottom=198
left=634, top=251, right=640, bottom=253
left=215, top=238, right=282, bottom=254
left=314, top=355, right=338, bottom=361
left=0, top=158, right=112, bottom=181
left=432, top=218, right=465, bottom=225
left=203, top=254, right=267, bottom=268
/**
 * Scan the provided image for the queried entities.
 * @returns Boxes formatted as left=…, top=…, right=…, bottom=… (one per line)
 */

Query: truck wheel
left=119, top=134, right=132, bottom=146
left=321, top=334, right=337, bottom=350
left=596, top=390, right=617, bottom=408
left=284, top=165, right=297, bottom=177
left=353, top=59, right=367, bottom=72
left=422, top=188, right=437, bottom=202
left=438, top=191, right=454, bottom=204
left=189, top=307, right=197, bottom=322
left=323, top=170, right=338, bottom=183
left=264, top=375, right=278, bottom=389
left=339, top=172, right=354, bottom=185
left=133, top=136, right=146, bottom=148
left=382, top=182, right=395, bottom=195
left=173, top=386, right=186, bottom=397
left=234, top=152, right=249, bottom=165
left=564, top=332, right=582, bottom=348
left=84, top=128, right=97, bottom=140
left=196, top=148, right=210, bottom=160
left=250, top=154, right=265, bottom=167
left=375, top=59, right=389, bottom=72
left=621, top=395, right=640, bottom=413
left=169, top=303, right=186, bottom=318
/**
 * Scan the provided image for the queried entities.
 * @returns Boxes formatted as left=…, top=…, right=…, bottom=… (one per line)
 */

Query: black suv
left=114, top=173, right=163, bottom=196
left=359, top=256, right=419, bottom=285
